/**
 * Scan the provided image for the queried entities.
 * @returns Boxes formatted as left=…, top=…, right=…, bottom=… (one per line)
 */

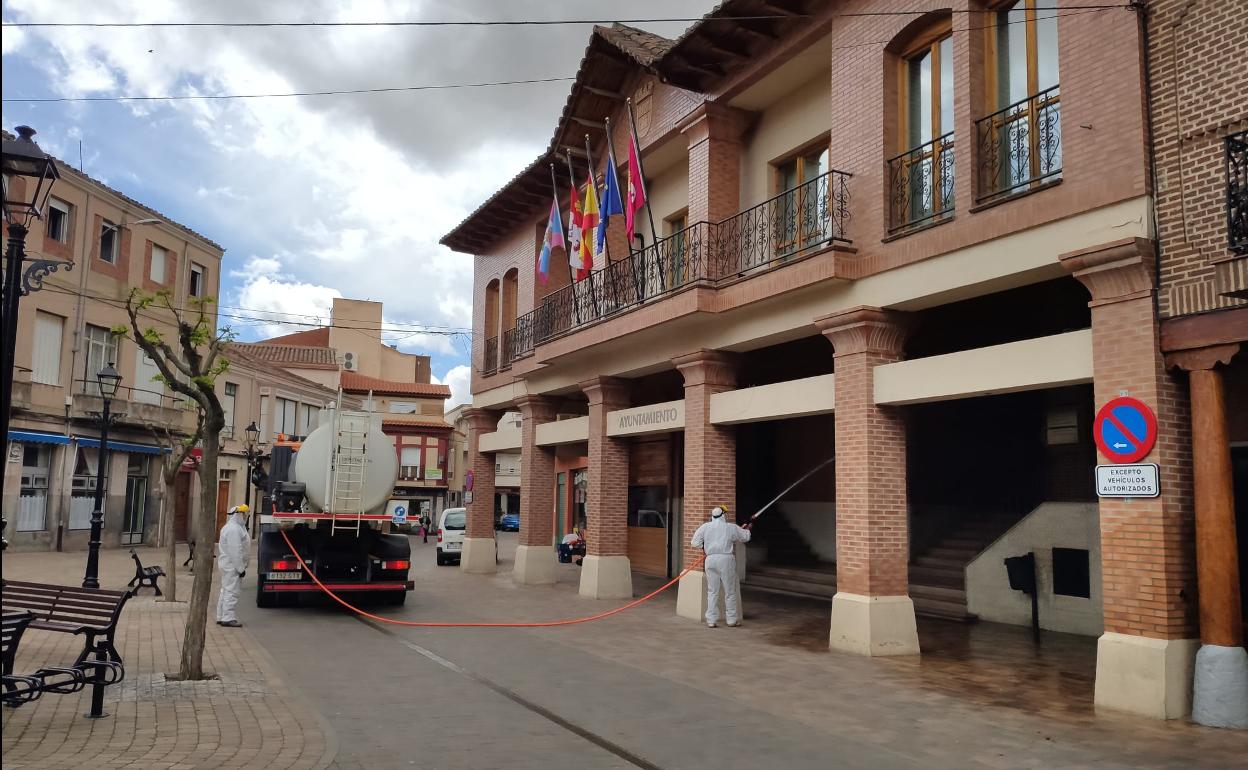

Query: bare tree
left=147, top=413, right=204, bottom=603
left=121, top=290, right=230, bottom=680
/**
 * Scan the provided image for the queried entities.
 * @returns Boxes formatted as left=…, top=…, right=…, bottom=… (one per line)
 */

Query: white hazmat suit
left=215, top=505, right=252, bottom=626
left=691, top=507, right=751, bottom=627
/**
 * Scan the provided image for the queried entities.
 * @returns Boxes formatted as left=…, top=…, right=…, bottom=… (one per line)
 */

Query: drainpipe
left=1132, top=0, right=1164, bottom=316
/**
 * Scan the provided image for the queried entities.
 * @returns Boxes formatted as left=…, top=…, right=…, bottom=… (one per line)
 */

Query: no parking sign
left=1093, top=396, right=1158, bottom=464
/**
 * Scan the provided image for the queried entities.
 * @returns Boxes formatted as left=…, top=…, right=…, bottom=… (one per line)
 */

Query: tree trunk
left=160, top=465, right=180, bottom=602
left=178, top=429, right=220, bottom=680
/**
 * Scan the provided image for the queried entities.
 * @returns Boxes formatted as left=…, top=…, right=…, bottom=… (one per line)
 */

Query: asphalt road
left=239, top=532, right=921, bottom=770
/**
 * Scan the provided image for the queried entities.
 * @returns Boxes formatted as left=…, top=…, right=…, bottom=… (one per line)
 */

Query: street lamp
left=2, top=126, right=66, bottom=552
left=243, top=421, right=262, bottom=536
left=82, top=363, right=122, bottom=589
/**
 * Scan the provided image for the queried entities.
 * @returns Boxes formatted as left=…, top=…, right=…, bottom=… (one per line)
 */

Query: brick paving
left=1, top=547, right=334, bottom=770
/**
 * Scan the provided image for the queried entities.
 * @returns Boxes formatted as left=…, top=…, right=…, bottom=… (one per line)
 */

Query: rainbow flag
left=537, top=197, right=564, bottom=283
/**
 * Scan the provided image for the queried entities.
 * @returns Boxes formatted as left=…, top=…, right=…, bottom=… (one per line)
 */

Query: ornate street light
left=243, top=421, right=264, bottom=536
left=2, top=125, right=66, bottom=552
left=82, top=363, right=123, bottom=589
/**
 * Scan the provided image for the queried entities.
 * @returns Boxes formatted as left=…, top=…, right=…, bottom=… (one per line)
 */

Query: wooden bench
left=3, top=610, right=90, bottom=708
left=0, top=582, right=130, bottom=717
left=128, top=549, right=166, bottom=596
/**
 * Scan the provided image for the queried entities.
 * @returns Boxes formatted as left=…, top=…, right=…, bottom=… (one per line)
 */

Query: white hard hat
left=711, top=505, right=726, bottom=518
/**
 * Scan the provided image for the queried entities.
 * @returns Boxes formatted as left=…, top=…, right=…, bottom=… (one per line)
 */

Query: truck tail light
left=270, top=559, right=300, bottom=571
left=380, top=560, right=410, bottom=571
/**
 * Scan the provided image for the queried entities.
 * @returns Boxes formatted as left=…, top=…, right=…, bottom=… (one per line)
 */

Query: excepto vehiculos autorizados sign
left=1095, top=463, right=1160, bottom=498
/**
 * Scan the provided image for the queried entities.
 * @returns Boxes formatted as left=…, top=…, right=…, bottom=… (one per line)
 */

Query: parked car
left=437, top=507, right=467, bottom=566
left=497, top=512, right=520, bottom=532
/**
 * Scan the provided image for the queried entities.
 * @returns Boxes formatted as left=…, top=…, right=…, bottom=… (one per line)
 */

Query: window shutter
left=32, top=312, right=64, bottom=385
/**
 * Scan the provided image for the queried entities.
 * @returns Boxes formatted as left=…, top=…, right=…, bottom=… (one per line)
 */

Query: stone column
left=816, top=307, right=918, bottom=656
left=460, top=408, right=499, bottom=574
left=1060, top=238, right=1198, bottom=720
left=673, top=350, right=739, bottom=620
left=514, top=395, right=559, bottom=586
left=1166, top=344, right=1248, bottom=729
left=579, top=377, right=632, bottom=599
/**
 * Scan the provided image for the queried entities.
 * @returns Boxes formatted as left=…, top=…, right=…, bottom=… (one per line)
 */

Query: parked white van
left=436, top=507, right=467, bottom=566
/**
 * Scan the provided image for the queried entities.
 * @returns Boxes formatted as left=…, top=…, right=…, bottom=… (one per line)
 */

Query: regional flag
left=579, top=172, right=600, bottom=281
left=567, top=183, right=584, bottom=275
left=597, top=148, right=624, bottom=261
left=625, top=132, right=647, bottom=243
left=537, top=197, right=564, bottom=284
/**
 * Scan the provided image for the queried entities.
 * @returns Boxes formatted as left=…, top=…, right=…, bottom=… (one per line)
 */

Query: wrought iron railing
left=1228, top=130, right=1248, bottom=254
left=976, top=85, right=1062, bottom=203
left=888, top=132, right=955, bottom=233
left=712, top=169, right=851, bottom=276
left=500, top=328, right=516, bottom=369
left=486, top=169, right=852, bottom=363
left=482, top=336, right=498, bottom=374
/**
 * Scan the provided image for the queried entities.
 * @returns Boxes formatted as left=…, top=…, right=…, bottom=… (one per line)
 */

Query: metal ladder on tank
left=328, top=408, right=370, bottom=535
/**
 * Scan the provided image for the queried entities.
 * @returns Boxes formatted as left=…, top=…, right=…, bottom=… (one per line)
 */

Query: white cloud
left=438, top=365, right=471, bottom=410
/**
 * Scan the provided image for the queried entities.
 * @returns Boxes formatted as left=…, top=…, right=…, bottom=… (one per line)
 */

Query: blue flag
left=596, top=147, right=625, bottom=259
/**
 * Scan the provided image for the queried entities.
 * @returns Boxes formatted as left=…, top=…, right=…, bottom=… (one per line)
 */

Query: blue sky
left=2, top=0, right=708, bottom=406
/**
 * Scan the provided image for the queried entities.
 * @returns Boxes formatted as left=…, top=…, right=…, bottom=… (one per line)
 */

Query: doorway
left=121, top=455, right=149, bottom=545
left=174, top=471, right=192, bottom=541
left=215, top=479, right=231, bottom=533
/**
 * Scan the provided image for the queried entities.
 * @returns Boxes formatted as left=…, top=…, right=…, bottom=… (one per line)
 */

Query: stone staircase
left=742, top=509, right=1026, bottom=622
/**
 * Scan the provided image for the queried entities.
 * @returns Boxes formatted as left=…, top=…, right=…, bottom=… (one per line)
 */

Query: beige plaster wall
left=738, top=71, right=831, bottom=209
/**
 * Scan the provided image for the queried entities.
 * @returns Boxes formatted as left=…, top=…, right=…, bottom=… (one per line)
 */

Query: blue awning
left=73, top=437, right=168, bottom=455
left=8, top=430, right=71, bottom=445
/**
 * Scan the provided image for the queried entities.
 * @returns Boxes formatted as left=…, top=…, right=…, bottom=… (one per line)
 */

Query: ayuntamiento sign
left=607, top=400, right=685, bottom=437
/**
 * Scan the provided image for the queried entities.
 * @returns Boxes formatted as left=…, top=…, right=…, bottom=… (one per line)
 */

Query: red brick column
left=579, top=377, right=632, bottom=599
left=1060, top=237, right=1198, bottom=719
left=673, top=350, right=738, bottom=620
left=679, top=104, right=751, bottom=226
left=514, top=395, right=559, bottom=585
left=461, top=408, right=500, bottom=573
left=816, top=307, right=919, bottom=656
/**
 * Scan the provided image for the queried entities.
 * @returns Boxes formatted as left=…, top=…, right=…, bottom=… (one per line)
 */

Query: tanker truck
left=255, top=405, right=414, bottom=607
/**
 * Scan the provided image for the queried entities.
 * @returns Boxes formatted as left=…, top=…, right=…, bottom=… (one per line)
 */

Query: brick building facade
left=442, top=0, right=1246, bottom=724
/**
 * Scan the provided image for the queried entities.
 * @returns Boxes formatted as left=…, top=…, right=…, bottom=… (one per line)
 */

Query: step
left=911, top=557, right=966, bottom=572
left=750, top=565, right=837, bottom=585
left=743, top=574, right=836, bottom=599
left=908, top=583, right=967, bottom=603
left=912, top=596, right=974, bottom=621
left=908, top=567, right=963, bottom=588
left=923, top=546, right=979, bottom=561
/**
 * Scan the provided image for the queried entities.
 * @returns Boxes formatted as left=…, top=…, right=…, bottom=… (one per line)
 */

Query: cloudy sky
left=1, top=0, right=712, bottom=407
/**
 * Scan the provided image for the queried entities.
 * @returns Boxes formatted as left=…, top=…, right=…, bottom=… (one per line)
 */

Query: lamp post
left=2, top=126, right=65, bottom=552
left=82, top=363, right=122, bottom=589
left=242, top=421, right=262, bottom=535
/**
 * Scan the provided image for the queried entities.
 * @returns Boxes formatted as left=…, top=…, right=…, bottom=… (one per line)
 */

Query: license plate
left=267, top=571, right=302, bottom=580
left=445, top=543, right=460, bottom=551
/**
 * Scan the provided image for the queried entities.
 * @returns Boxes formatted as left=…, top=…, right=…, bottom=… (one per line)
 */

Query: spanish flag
left=578, top=171, right=599, bottom=281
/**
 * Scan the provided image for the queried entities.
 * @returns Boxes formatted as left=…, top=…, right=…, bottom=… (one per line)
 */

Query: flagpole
left=564, top=149, right=583, bottom=328
left=626, top=98, right=661, bottom=253
left=583, top=133, right=603, bottom=320
left=626, top=98, right=665, bottom=292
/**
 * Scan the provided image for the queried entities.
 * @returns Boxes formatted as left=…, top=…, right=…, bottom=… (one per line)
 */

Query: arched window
left=978, top=0, right=1062, bottom=201
left=483, top=279, right=500, bottom=372
left=887, top=13, right=955, bottom=232
left=500, top=268, right=518, bottom=366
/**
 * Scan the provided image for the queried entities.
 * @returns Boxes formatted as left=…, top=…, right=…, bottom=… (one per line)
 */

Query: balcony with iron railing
left=1228, top=130, right=1247, bottom=254
left=483, top=169, right=852, bottom=371
left=976, top=85, right=1062, bottom=205
left=887, top=132, right=955, bottom=234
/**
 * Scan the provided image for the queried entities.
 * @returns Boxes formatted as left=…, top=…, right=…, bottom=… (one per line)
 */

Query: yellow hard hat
left=230, top=504, right=250, bottom=514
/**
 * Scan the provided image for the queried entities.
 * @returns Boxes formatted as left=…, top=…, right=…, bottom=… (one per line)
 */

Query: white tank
left=293, top=412, right=398, bottom=515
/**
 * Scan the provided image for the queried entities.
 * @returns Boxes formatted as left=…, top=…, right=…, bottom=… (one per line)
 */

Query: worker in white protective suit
left=215, top=504, right=252, bottom=628
left=691, top=505, right=751, bottom=628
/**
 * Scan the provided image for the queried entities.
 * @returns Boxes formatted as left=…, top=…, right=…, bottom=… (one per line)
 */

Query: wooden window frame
left=771, top=138, right=832, bottom=255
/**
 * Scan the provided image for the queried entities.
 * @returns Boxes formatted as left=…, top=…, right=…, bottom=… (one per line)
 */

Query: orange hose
left=278, top=529, right=705, bottom=628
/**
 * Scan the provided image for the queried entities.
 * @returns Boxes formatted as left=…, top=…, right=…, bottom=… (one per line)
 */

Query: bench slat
left=3, top=594, right=118, bottom=615
left=2, top=601, right=115, bottom=623
left=3, top=580, right=129, bottom=598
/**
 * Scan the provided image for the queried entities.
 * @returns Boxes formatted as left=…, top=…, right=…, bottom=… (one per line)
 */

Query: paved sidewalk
left=2, top=547, right=334, bottom=770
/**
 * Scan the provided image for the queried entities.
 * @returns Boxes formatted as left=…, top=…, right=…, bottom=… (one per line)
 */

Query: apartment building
left=1145, top=0, right=1248, bottom=727
left=3, top=130, right=224, bottom=552
left=238, top=298, right=453, bottom=519
left=441, top=1, right=1247, bottom=722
